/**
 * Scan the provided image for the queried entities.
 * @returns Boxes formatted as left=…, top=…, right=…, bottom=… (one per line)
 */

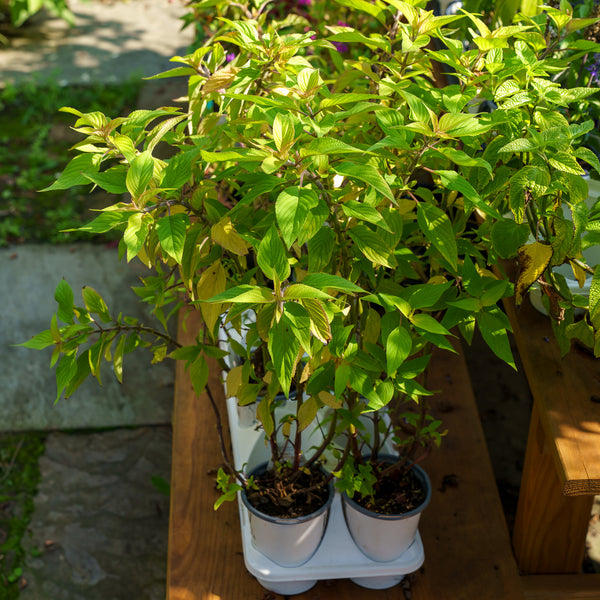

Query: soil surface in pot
left=245, top=466, right=330, bottom=519
left=354, top=463, right=426, bottom=515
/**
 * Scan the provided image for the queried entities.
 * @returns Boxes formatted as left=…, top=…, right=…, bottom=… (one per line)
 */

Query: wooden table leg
left=512, top=404, right=594, bottom=574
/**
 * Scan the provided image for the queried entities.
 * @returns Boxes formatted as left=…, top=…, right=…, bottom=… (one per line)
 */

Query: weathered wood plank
left=410, top=341, right=524, bottom=600
left=521, top=574, right=600, bottom=599
left=512, top=404, right=594, bottom=573
left=503, top=295, right=600, bottom=496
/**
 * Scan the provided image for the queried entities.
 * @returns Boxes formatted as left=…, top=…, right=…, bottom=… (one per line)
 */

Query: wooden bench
left=504, top=295, right=600, bottom=575
left=167, top=309, right=525, bottom=599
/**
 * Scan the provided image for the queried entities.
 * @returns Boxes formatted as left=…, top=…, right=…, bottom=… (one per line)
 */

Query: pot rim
left=342, top=460, right=431, bottom=521
left=241, top=462, right=335, bottom=525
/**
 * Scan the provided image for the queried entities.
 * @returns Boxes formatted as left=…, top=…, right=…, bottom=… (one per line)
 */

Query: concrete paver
left=2, top=244, right=174, bottom=431
left=20, top=427, right=171, bottom=600
left=0, top=0, right=194, bottom=86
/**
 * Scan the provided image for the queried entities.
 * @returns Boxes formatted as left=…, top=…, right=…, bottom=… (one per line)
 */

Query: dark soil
left=245, top=466, right=330, bottom=519
left=354, top=462, right=427, bottom=515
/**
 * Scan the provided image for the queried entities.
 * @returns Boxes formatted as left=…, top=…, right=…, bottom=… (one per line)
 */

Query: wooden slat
left=503, top=294, right=600, bottom=496
left=512, top=404, right=594, bottom=573
left=521, top=574, right=600, bottom=599
left=167, top=310, right=523, bottom=599
left=409, top=341, right=524, bottom=600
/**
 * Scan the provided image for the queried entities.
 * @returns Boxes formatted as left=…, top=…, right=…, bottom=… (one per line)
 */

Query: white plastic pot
left=342, top=462, right=431, bottom=563
left=240, top=463, right=334, bottom=568
left=226, top=397, right=425, bottom=594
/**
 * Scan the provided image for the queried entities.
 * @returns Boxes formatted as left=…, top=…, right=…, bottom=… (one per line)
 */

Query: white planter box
left=226, top=395, right=425, bottom=595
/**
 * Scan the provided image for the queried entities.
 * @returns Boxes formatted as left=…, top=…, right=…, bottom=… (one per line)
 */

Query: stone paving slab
left=0, top=0, right=194, bottom=87
left=2, top=244, right=174, bottom=431
left=20, top=427, right=171, bottom=600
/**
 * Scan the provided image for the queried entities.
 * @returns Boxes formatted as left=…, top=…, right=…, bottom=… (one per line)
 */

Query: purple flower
left=334, top=21, right=349, bottom=52
left=587, top=53, right=600, bottom=83
left=297, top=0, right=311, bottom=5
left=226, top=52, right=236, bottom=63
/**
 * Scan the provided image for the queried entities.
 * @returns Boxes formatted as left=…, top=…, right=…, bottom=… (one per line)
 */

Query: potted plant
left=21, top=0, right=600, bottom=590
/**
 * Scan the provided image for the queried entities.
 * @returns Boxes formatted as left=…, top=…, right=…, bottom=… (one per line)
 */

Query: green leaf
left=282, top=302, right=312, bottom=355
left=301, top=298, right=332, bottom=343
left=18, top=330, right=56, bottom=350
left=268, top=316, right=300, bottom=396
left=258, top=396, right=274, bottom=437
left=162, top=149, right=201, bottom=189
left=386, top=327, right=412, bottom=376
left=81, top=287, right=110, bottom=322
left=124, top=212, right=152, bottom=262
left=548, top=152, right=586, bottom=176
left=55, top=279, right=74, bottom=324
left=333, top=162, right=394, bottom=201
left=326, top=29, right=390, bottom=52
left=156, top=213, right=190, bottom=263
left=206, top=285, right=274, bottom=304
left=73, top=210, right=131, bottom=234
left=589, top=266, right=600, bottom=330
left=334, top=0, right=387, bottom=25
left=257, top=225, right=290, bottom=282
left=283, top=284, right=333, bottom=300
left=300, top=137, right=364, bottom=157
left=499, top=138, right=538, bottom=153
left=84, top=167, right=128, bottom=194
left=273, top=113, right=295, bottom=153
left=433, top=148, right=492, bottom=174
left=307, top=362, right=335, bottom=395
left=416, top=202, right=458, bottom=271
left=476, top=309, right=516, bottom=369
left=410, top=313, right=451, bottom=335
left=349, top=224, right=395, bottom=267
left=307, top=227, right=335, bottom=272
left=341, top=200, right=391, bottom=231
left=491, top=220, right=531, bottom=259
left=188, top=355, right=209, bottom=397
left=41, top=153, right=100, bottom=191
left=56, top=353, right=77, bottom=404
left=435, top=170, right=499, bottom=218
left=113, top=135, right=137, bottom=163
left=275, top=187, right=319, bottom=248
left=126, top=151, right=155, bottom=198
left=438, top=113, right=491, bottom=137
left=113, top=334, right=126, bottom=384
left=334, top=361, right=352, bottom=399
left=402, top=282, right=452, bottom=309
left=301, top=273, right=364, bottom=294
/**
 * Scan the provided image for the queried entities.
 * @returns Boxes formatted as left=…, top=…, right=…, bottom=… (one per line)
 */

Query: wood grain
left=503, top=294, right=600, bottom=496
left=410, top=341, right=524, bottom=600
left=512, top=404, right=594, bottom=573
left=521, top=574, right=600, bottom=599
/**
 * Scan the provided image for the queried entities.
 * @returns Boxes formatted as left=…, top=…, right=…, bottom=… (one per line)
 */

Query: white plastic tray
left=225, top=395, right=425, bottom=594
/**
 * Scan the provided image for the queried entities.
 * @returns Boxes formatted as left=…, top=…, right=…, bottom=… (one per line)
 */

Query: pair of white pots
left=241, top=462, right=431, bottom=568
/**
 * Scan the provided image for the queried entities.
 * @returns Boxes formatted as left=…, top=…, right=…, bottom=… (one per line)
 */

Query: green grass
left=0, top=433, right=46, bottom=599
left=0, top=77, right=142, bottom=247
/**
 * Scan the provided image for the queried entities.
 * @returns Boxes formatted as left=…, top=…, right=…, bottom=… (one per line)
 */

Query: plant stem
left=205, top=384, right=246, bottom=486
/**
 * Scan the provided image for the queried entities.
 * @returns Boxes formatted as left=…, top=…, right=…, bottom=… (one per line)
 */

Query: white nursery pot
left=241, top=463, right=334, bottom=567
left=342, top=463, right=431, bottom=563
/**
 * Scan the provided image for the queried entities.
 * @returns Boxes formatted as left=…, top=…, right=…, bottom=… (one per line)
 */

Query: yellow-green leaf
left=516, top=242, right=553, bottom=305
left=196, top=261, right=227, bottom=335
left=211, top=217, right=250, bottom=256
